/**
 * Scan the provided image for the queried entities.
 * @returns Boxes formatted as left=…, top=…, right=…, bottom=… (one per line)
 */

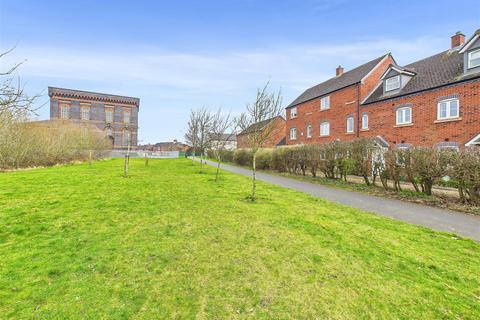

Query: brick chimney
left=336, top=65, right=344, bottom=76
left=451, top=31, right=465, bottom=48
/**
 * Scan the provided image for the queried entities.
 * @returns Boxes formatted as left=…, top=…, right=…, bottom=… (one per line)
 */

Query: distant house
left=140, top=140, right=188, bottom=152
left=48, top=87, right=140, bottom=149
left=209, top=133, right=237, bottom=150
left=236, top=116, right=286, bottom=149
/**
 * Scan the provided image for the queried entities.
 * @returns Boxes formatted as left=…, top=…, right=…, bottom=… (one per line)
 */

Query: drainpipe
left=356, top=84, right=361, bottom=138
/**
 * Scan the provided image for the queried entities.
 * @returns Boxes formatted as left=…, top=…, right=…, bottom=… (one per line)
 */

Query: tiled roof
left=210, top=133, right=236, bottom=141
left=238, top=116, right=284, bottom=135
left=48, top=87, right=140, bottom=106
left=363, top=49, right=480, bottom=104
left=287, top=54, right=390, bottom=108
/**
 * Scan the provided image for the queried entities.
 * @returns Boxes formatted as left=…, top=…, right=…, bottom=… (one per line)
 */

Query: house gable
left=461, top=32, right=480, bottom=76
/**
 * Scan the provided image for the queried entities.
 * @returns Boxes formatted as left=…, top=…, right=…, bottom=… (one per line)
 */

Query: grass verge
left=0, top=158, right=479, bottom=319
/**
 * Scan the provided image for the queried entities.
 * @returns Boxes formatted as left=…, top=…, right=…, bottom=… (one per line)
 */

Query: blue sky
left=1, top=0, right=479, bottom=143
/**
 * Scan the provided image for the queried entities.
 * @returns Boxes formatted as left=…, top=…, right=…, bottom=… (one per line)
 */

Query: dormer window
left=385, top=75, right=401, bottom=91
left=468, top=48, right=480, bottom=69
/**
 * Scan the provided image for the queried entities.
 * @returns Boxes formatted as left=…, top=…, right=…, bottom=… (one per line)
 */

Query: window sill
left=319, top=135, right=330, bottom=138
left=304, top=112, right=313, bottom=115
left=346, top=132, right=355, bottom=135
left=306, top=136, right=312, bottom=139
left=360, top=128, right=369, bottom=131
left=320, top=108, right=330, bottom=112
left=290, top=116, right=297, bottom=119
left=394, top=123, right=413, bottom=128
left=434, top=117, right=462, bottom=124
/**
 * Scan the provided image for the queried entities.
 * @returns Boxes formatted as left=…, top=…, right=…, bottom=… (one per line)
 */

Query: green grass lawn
left=1, top=159, right=479, bottom=319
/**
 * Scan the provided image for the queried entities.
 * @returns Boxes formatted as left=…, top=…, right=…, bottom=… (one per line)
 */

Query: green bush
left=255, top=149, right=273, bottom=170
left=233, top=149, right=252, bottom=166
left=223, top=140, right=479, bottom=206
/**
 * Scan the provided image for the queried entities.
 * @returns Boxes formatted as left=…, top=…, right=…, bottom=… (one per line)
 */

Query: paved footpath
left=199, top=158, right=480, bottom=242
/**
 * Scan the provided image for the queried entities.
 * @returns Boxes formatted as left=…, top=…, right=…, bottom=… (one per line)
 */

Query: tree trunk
left=363, top=175, right=370, bottom=186
left=252, top=152, right=257, bottom=200
left=124, top=154, right=129, bottom=178
left=215, top=157, right=221, bottom=182
left=424, top=179, right=433, bottom=195
left=458, top=185, right=466, bottom=203
left=407, top=171, right=421, bottom=193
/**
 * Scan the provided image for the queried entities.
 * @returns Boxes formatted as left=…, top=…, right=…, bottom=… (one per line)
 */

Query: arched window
left=106, top=127, right=113, bottom=137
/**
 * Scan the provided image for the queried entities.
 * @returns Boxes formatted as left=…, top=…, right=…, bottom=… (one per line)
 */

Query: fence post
left=145, top=153, right=149, bottom=166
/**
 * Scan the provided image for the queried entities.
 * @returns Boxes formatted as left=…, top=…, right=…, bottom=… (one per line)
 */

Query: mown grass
left=0, top=158, right=479, bottom=319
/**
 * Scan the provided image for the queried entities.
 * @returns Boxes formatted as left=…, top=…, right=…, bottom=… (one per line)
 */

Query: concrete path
left=199, top=159, right=480, bottom=242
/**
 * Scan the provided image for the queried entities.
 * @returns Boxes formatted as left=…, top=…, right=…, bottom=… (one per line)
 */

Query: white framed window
left=346, top=116, right=354, bottom=133
left=60, top=104, right=69, bottom=119
left=105, top=127, right=113, bottom=137
left=105, top=108, right=113, bottom=123
left=124, top=110, right=131, bottom=124
left=306, top=124, right=312, bottom=138
left=437, top=98, right=460, bottom=120
left=385, top=75, right=401, bottom=91
left=81, top=107, right=90, bottom=120
left=320, top=121, right=330, bottom=136
left=396, top=106, right=412, bottom=125
left=320, top=96, right=330, bottom=110
left=468, top=48, right=480, bottom=69
left=290, top=127, right=297, bottom=140
left=362, top=113, right=369, bottom=129
left=290, top=107, right=297, bottom=119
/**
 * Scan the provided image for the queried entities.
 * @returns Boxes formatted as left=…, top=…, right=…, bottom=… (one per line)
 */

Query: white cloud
left=1, top=35, right=446, bottom=142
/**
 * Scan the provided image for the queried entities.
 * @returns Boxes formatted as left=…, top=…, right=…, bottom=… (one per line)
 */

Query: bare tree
left=209, top=108, right=237, bottom=181
left=185, top=109, right=200, bottom=164
left=1, top=48, right=40, bottom=118
left=237, top=82, right=283, bottom=200
left=185, top=107, right=214, bottom=172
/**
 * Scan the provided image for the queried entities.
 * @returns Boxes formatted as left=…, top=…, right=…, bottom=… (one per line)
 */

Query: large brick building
left=49, top=87, right=140, bottom=149
left=286, top=30, right=480, bottom=149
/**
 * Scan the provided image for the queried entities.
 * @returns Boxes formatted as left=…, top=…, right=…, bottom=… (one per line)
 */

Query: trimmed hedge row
left=208, top=138, right=480, bottom=205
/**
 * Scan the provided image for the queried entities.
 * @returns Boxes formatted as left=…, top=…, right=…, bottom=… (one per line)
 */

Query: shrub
left=255, top=149, right=273, bottom=170
left=269, top=148, right=285, bottom=172
left=447, top=148, right=480, bottom=204
left=233, top=149, right=252, bottom=166
left=350, top=138, right=376, bottom=185
left=0, top=115, right=110, bottom=170
left=408, top=148, right=449, bottom=195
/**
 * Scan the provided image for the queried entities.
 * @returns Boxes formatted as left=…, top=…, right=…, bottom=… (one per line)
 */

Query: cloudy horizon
left=1, top=0, right=478, bottom=143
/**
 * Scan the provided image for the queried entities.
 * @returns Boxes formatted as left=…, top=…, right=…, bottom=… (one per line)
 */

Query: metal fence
left=109, top=150, right=180, bottom=159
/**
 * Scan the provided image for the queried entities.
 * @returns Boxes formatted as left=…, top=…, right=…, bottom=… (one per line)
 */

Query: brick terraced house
left=49, top=87, right=140, bottom=149
left=286, top=30, right=480, bottom=149
left=236, top=116, right=286, bottom=149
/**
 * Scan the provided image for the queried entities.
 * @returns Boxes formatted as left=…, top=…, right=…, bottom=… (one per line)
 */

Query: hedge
left=209, top=138, right=480, bottom=205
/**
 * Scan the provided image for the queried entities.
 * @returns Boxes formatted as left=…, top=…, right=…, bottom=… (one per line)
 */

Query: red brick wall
left=359, top=79, right=480, bottom=147
left=360, top=55, right=395, bottom=101
left=237, top=117, right=286, bottom=149
left=286, top=55, right=394, bottom=146
left=286, top=84, right=359, bottom=145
